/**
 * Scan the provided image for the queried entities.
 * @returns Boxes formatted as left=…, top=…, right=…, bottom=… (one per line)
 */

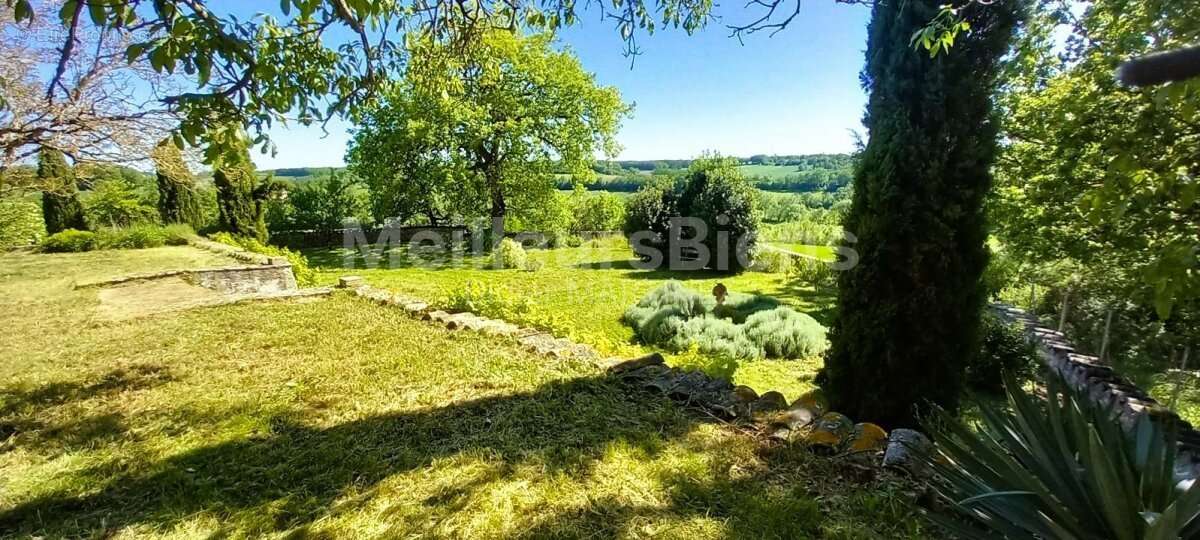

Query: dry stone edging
left=992, top=302, right=1200, bottom=482
left=340, top=275, right=894, bottom=461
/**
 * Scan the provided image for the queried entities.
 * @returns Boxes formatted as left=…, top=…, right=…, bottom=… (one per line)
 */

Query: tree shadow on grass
left=0, top=365, right=172, bottom=457
left=0, top=364, right=173, bottom=417
left=0, top=374, right=706, bottom=537
left=572, top=259, right=746, bottom=283
left=755, top=282, right=838, bottom=326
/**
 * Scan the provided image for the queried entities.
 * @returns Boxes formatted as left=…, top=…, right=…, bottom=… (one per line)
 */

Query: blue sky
left=251, top=2, right=872, bottom=169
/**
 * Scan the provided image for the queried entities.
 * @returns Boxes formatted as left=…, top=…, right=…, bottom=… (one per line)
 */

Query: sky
left=250, top=2, right=872, bottom=169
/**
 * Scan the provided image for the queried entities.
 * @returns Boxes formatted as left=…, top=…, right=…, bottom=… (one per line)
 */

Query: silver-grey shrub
left=742, top=307, right=828, bottom=358
left=623, top=282, right=827, bottom=360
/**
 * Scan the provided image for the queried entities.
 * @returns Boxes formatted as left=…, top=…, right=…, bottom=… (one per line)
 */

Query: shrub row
left=39, top=224, right=195, bottom=253
left=622, top=282, right=828, bottom=360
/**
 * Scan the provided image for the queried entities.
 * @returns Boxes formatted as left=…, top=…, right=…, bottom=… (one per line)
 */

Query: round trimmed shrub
left=742, top=307, right=828, bottom=359
left=673, top=316, right=761, bottom=359
left=40, top=229, right=96, bottom=252
left=491, top=238, right=527, bottom=269
left=629, top=280, right=708, bottom=318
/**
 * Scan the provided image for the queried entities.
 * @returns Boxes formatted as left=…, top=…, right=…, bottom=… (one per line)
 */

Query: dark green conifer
left=820, top=0, right=1022, bottom=428
left=152, top=138, right=205, bottom=228
left=38, top=148, right=88, bottom=234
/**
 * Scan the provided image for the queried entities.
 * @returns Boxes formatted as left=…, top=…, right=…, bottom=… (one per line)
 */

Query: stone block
left=338, top=276, right=365, bottom=289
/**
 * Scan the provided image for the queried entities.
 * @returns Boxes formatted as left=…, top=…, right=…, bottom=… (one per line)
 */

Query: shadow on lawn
left=0, top=365, right=173, bottom=456
left=0, top=374, right=724, bottom=537
left=573, top=259, right=748, bottom=282
left=761, top=283, right=838, bottom=326
left=0, top=364, right=173, bottom=417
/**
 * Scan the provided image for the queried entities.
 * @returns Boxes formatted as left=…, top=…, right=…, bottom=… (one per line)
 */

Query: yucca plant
left=919, top=373, right=1200, bottom=539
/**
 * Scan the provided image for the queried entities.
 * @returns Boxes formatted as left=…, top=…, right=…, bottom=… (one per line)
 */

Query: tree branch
left=47, top=0, right=85, bottom=100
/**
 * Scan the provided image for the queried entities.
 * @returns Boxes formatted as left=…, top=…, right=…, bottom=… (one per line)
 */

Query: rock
left=846, top=423, right=889, bottom=454
left=883, top=428, right=933, bottom=475
left=403, top=302, right=429, bottom=314
left=605, top=353, right=666, bottom=375
left=444, top=314, right=471, bottom=330
left=802, top=412, right=854, bottom=454
left=770, top=389, right=827, bottom=432
left=424, top=310, right=451, bottom=322
left=754, top=391, right=788, bottom=413
left=732, top=385, right=759, bottom=404
left=337, top=276, right=364, bottom=289
left=791, top=389, right=829, bottom=412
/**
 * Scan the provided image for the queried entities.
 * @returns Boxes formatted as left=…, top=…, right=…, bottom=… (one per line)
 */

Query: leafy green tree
left=0, top=198, right=43, bottom=248
left=351, top=28, right=629, bottom=239
left=570, top=189, right=626, bottom=232
left=38, top=148, right=88, bottom=234
left=285, top=172, right=372, bottom=232
left=151, top=138, right=205, bottom=229
left=623, top=176, right=682, bottom=246
left=346, top=80, right=478, bottom=226
left=678, top=156, right=760, bottom=273
left=993, top=0, right=1200, bottom=320
left=85, top=178, right=157, bottom=228
left=819, top=0, right=1021, bottom=428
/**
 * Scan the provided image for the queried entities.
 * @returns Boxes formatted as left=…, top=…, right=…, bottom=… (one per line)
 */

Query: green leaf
left=13, top=0, right=33, bottom=22
left=125, top=43, right=150, bottom=64
left=1153, top=290, right=1174, bottom=320
left=87, top=1, right=106, bottom=25
left=58, top=0, right=76, bottom=23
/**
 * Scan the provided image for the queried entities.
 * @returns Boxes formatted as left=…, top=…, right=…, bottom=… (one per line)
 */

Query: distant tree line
left=555, top=167, right=852, bottom=193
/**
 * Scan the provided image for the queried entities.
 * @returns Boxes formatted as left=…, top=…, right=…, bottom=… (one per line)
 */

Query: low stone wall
left=78, top=263, right=297, bottom=293
left=190, top=264, right=297, bottom=294
left=992, top=303, right=1200, bottom=482
left=78, top=238, right=297, bottom=294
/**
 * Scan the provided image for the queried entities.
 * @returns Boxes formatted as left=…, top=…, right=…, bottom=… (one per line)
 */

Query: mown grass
left=0, top=247, right=928, bottom=538
left=305, top=239, right=837, bottom=401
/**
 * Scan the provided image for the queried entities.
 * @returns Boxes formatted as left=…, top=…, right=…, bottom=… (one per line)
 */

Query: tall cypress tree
left=152, top=138, right=205, bottom=228
left=38, top=148, right=89, bottom=234
left=819, top=0, right=1021, bottom=428
left=212, top=137, right=267, bottom=242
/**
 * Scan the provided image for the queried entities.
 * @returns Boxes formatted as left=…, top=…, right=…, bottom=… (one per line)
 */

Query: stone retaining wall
left=78, top=238, right=297, bottom=294
left=992, top=303, right=1200, bottom=482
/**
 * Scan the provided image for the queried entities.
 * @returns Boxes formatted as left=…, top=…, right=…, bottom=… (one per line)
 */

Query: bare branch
left=47, top=0, right=84, bottom=99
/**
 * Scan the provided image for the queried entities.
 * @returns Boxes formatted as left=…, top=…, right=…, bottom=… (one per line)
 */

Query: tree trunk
left=488, top=171, right=506, bottom=248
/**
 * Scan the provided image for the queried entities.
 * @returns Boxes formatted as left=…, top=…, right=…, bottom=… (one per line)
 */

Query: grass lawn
left=305, top=239, right=837, bottom=401
left=0, top=247, right=927, bottom=538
